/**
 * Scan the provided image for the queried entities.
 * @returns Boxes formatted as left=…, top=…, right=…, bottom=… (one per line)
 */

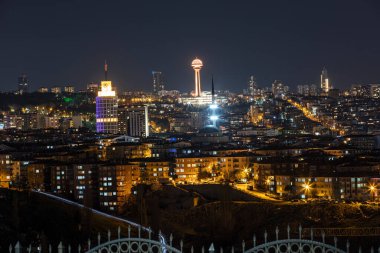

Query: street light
left=369, top=184, right=376, bottom=202
left=266, top=178, right=271, bottom=193
left=303, top=182, right=311, bottom=199
left=243, top=166, right=250, bottom=179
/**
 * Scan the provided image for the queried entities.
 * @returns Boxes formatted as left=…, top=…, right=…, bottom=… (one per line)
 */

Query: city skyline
left=2, top=1, right=380, bottom=251
left=1, top=0, right=380, bottom=92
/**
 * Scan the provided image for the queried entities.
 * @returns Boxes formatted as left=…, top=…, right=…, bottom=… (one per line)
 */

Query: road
left=233, top=183, right=282, bottom=202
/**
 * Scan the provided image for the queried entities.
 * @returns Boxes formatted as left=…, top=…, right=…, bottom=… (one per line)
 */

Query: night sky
left=1, top=0, right=380, bottom=93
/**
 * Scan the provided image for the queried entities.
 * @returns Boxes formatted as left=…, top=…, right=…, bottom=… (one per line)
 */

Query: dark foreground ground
left=124, top=184, right=380, bottom=251
left=0, top=189, right=143, bottom=252
left=1, top=186, right=379, bottom=252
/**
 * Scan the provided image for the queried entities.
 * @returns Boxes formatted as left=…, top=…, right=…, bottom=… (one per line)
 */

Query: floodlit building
left=321, top=67, right=330, bottom=93
left=96, top=62, right=118, bottom=134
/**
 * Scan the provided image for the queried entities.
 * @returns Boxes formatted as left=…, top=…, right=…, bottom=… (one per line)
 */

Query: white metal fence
left=8, top=225, right=380, bottom=253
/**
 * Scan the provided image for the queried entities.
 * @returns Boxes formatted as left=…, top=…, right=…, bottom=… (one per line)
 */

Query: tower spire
left=211, top=75, right=215, bottom=104
left=104, top=60, right=108, bottom=81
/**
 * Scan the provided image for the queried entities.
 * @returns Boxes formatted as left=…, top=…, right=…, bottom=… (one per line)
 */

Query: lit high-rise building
left=117, top=107, right=129, bottom=135
left=87, top=82, right=99, bottom=93
left=248, top=75, right=257, bottom=96
left=297, top=84, right=318, bottom=96
left=321, top=67, right=330, bottom=93
left=64, top=86, right=75, bottom=93
left=297, top=85, right=306, bottom=95
left=18, top=74, right=28, bottom=94
left=191, top=58, right=203, bottom=97
left=38, top=87, right=49, bottom=93
left=96, top=62, right=118, bottom=134
left=370, top=84, right=380, bottom=98
left=350, top=84, right=371, bottom=97
left=51, top=87, right=62, bottom=94
left=272, top=80, right=289, bottom=98
left=152, top=71, right=164, bottom=93
left=118, top=106, right=149, bottom=137
left=309, top=84, right=319, bottom=96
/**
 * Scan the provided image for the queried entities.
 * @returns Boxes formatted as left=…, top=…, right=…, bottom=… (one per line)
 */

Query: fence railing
left=8, top=225, right=380, bottom=253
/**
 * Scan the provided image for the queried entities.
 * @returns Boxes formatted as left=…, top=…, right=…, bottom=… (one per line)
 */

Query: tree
left=198, top=170, right=212, bottom=180
left=232, top=169, right=246, bottom=181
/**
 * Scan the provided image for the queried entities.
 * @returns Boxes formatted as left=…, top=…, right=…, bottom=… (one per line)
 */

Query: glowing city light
left=210, top=104, right=218, bottom=109
left=210, top=115, right=218, bottom=121
left=98, top=81, right=116, bottom=97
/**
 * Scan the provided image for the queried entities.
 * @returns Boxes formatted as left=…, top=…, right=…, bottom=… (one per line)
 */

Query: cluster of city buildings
left=0, top=128, right=379, bottom=213
left=0, top=60, right=380, bottom=213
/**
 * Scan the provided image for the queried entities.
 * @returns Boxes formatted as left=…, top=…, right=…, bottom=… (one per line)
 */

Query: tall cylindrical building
left=191, top=58, right=203, bottom=97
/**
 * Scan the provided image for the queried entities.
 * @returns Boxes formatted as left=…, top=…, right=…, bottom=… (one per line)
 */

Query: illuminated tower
left=152, top=71, right=164, bottom=93
left=96, top=61, right=118, bottom=133
left=18, top=73, right=28, bottom=94
left=248, top=75, right=257, bottom=96
left=209, top=76, right=218, bottom=127
left=191, top=58, right=203, bottom=97
left=321, top=67, right=329, bottom=93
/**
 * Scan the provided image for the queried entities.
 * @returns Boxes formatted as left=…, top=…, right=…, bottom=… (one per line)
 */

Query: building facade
left=118, top=106, right=149, bottom=137
left=152, top=71, right=164, bottom=93
left=96, top=81, right=118, bottom=134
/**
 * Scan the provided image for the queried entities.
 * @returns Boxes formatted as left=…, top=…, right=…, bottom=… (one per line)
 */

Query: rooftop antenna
left=104, top=60, right=108, bottom=81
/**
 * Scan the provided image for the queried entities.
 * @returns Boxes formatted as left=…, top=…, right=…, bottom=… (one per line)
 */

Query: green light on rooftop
left=63, top=97, right=73, bottom=103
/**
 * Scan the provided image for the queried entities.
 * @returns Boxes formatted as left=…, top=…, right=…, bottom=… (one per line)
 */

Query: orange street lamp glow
left=369, top=184, right=376, bottom=201
left=303, top=182, right=312, bottom=199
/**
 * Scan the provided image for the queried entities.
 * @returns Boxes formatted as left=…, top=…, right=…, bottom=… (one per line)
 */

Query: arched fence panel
left=8, top=225, right=380, bottom=253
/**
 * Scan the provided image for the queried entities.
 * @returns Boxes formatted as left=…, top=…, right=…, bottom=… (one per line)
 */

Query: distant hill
left=0, top=92, right=95, bottom=112
left=0, top=93, right=57, bottom=110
